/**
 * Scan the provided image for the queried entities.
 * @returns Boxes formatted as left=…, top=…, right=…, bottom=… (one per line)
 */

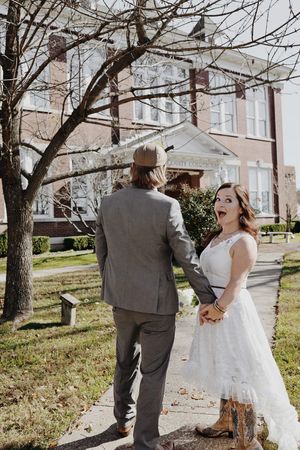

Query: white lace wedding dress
left=183, top=232, right=300, bottom=450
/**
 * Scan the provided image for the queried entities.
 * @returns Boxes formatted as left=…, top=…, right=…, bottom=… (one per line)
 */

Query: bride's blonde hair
left=204, top=182, right=259, bottom=247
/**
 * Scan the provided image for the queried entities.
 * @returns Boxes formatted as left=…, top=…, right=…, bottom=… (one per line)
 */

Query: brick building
left=0, top=5, right=296, bottom=247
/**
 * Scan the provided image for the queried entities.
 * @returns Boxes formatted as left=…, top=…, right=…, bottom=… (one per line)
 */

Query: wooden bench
left=60, top=293, right=81, bottom=326
left=267, top=231, right=294, bottom=243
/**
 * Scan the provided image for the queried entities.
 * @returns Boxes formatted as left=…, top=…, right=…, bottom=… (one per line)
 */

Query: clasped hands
left=199, top=302, right=225, bottom=326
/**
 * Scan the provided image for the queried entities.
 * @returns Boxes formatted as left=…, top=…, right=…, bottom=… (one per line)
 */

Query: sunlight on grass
left=260, top=232, right=300, bottom=244
left=0, top=266, right=188, bottom=449
left=261, top=252, right=300, bottom=450
left=0, top=251, right=97, bottom=273
left=0, top=269, right=114, bottom=449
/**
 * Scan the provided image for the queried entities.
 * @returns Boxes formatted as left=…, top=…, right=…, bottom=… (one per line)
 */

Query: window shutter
left=236, top=81, right=245, bottom=99
left=195, top=70, right=209, bottom=87
left=49, top=35, right=67, bottom=63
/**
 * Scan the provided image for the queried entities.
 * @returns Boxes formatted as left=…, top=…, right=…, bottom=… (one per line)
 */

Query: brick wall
left=33, top=220, right=96, bottom=237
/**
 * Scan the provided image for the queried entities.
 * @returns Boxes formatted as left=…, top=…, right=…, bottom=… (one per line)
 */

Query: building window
left=210, top=73, right=236, bottom=134
left=248, top=166, right=273, bottom=214
left=71, top=156, right=98, bottom=216
left=133, top=59, right=189, bottom=125
left=22, top=52, right=50, bottom=110
left=226, top=165, right=240, bottom=183
left=246, top=86, right=269, bottom=138
left=33, top=187, right=50, bottom=216
left=72, top=178, right=89, bottom=214
left=21, top=149, right=52, bottom=217
left=69, top=46, right=109, bottom=115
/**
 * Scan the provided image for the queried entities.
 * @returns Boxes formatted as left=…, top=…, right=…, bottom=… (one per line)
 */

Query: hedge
left=0, top=233, right=8, bottom=257
left=0, top=234, right=50, bottom=257
left=293, top=221, right=300, bottom=233
left=32, top=236, right=50, bottom=254
left=260, top=222, right=300, bottom=233
left=260, top=224, right=287, bottom=233
left=64, top=235, right=95, bottom=251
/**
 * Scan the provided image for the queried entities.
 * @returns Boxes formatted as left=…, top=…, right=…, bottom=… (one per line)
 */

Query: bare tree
left=0, top=0, right=300, bottom=325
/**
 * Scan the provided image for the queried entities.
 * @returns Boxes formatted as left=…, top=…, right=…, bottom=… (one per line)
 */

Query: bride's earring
left=240, top=215, right=245, bottom=224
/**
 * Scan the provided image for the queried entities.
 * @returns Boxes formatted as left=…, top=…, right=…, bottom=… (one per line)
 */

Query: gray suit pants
left=113, top=307, right=176, bottom=450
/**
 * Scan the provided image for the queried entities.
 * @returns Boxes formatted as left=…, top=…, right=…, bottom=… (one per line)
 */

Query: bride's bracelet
left=213, top=300, right=227, bottom=314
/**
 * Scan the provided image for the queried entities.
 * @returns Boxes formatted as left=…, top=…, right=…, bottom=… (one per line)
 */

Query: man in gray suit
left=95, top=143, right=216, bottom=450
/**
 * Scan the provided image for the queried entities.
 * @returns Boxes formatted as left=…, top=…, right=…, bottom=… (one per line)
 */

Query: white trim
left=22, top=105, right=53, bottom=114
left=247, top=161, right=273, bottom=169
left=209, top=130, right=239, bottom=138
left=245, top=135, right=275, bottom=143
left=193, top=48, right=291, bottom=82
left=33, top=217, right=96, bottom=223
left=255, top=213, right=278, bottom=219
left=225, top=160, right=241, bottom=166
left=112, top=121, right=238, bottom=160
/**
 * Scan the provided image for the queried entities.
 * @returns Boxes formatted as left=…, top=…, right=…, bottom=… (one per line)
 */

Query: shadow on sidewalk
left=55, top=424, right=123, bottom=449
left=55, top=425, right=234, bottom=450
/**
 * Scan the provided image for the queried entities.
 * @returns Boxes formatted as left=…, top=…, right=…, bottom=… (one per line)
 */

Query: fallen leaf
left=171, top=400, right=179, bottom=406
left=178, top=388, right=188, bottom=395
left=160, top=407, right=169, bottom=415
left=191, top=391, right=204, bottom=400
left=207, top=400, right=217, bottom=407
left=84, top=423, right=93, bottom=433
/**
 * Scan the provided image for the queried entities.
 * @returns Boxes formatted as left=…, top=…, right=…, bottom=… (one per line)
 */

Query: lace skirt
left=182, top=288, right=300, bottom=450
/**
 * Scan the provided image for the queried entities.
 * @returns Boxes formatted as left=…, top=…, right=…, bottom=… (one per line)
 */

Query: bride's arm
left=200, top=236, right=257, bottom=323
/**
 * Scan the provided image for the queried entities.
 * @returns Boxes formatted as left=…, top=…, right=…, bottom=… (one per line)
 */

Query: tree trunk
left=1, top=188, right=34, bottom=324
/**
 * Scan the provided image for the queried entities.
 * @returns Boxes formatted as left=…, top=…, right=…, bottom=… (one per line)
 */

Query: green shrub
left=292, top=221, right=300, bottom=233
left=178, top=186, right=218, bottom=254
left=64, top=235, right=90, bottom=251
left=32, top=236, right=50, bottom=254
left=0, top=234, right=49, bottom=257
left=260, top=224, right=288, bottom=233
left=87, top=235, right=95, bottom=250
left=0, top=233, right=8, bottom=257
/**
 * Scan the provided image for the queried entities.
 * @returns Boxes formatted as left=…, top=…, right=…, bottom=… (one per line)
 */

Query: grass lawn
left=0, top=266, right=188, bottom=449
left=261, top=252, right=300, bottom=449
left=260, top=232, right=300, bottom=244
left=0, top=251, right=97, bottom=273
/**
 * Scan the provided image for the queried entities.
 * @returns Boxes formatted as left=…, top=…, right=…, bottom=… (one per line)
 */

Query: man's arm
left=166, top=200, right=216, bottom=304
left=95, top=202, right=107, bottom=276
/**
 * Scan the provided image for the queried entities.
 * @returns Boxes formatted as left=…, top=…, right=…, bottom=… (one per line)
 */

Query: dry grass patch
left=0, top=269, right=115, bottom=450
left=0, top=266, right=188, bottom=449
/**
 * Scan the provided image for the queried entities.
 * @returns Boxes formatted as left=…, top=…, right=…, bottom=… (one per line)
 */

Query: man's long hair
left=131, top=163, right=167, bottom=189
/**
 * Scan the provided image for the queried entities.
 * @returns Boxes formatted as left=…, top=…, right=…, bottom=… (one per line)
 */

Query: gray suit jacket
left=95, top=186, right=216, bottom=315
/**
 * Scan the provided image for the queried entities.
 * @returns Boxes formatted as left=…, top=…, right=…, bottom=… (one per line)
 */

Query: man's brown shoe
left=116, top=422, right=134, bottom=437
left=156, top=441, right=175, bottom=450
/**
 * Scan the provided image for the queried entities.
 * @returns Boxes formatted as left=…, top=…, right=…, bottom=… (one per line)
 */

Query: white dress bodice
left=200, top=232, right=250, bottom=289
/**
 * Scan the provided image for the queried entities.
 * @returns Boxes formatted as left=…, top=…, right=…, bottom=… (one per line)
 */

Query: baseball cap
left=133, top=143, right=167, bottom=167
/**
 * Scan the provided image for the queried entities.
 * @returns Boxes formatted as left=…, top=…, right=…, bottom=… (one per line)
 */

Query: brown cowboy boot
left=196, top=398, right=233, bottom=438
left=231, top=401, right=263, bottom=450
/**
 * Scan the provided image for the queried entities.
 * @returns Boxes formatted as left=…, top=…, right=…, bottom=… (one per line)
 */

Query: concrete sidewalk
left=56, top=250, right=283, bottom=450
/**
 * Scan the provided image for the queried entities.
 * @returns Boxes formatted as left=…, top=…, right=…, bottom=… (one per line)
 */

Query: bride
left=183, top=182, right=300, bottom=450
